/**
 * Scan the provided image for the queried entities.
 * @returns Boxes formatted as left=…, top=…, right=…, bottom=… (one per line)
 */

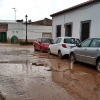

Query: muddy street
left=0, top=44, right=100, bottom=100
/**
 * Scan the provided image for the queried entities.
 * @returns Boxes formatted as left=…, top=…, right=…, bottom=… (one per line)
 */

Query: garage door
left=42, top=33, right=51, bottom=38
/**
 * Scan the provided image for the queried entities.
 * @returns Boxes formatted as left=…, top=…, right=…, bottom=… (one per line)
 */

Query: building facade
left=50, top=0, right=100, bottom=41
left=0, top=19, right=52, bottom=43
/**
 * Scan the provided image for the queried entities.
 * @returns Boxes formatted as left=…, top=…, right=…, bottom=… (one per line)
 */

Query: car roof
left=56, top=37, right=80, bottom=39
left=82, top=38, right=100, bottom=41
left=88, top=38, right=100, bottom=39
left=37, top=38, right=52, bottom=39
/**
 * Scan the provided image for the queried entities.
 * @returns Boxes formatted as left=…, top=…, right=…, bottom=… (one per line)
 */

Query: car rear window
left=64, top=38, right=80, bottom=44
left=64, top=38, right=75, bottom=44
left=42, top=39, right=53, bottom=43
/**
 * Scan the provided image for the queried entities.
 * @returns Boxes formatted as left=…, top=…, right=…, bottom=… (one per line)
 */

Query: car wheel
left=70, top=53, right=76, bottom=63
left=96, top=59, right=100, bottom=72
left=48, top=48, right=51, bottom=55
left=58, top=51, right=63, bottom=59
left=40, top=47, right=43, bottom=53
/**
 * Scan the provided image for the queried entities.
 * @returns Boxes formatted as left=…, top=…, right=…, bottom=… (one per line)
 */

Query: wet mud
left=0, top=43, right=100, bottom=100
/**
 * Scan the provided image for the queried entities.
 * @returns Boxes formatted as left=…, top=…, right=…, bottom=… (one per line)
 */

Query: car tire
left=48, top=48, right=51, bottom=55
left=96, top=59, right=100, bottom=72
left=58, top=50, right=63, bottom=59
left=40, top=47, right=43, bottom=53
left=70, top=53, right=76, bottom=63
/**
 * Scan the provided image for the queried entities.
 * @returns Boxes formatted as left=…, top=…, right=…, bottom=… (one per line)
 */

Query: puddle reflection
left=50, top=60, right=100, bottom=100
left=22, top=60, right=33, bottom=74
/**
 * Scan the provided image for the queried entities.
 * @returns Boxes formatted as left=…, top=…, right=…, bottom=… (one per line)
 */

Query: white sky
left=0, top=0, right=88, bottom=21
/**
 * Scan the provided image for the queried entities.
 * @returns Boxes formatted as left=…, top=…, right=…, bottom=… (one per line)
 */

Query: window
left=65, top=23, right=72, bottom=37
left=42, top=39, right=53, bottom=43
left=90, top=39, right=100, bottom=47
left=56, top=25, right=61, bottom=37
left=56, top=38, right=62, bottom=43
left=64, top=38, right=75, bottom=44
left=16, top=31, right=18, bottom=33
left=42, top=39, right=49, bottom=43
left=81, top=20, right=91, bottom=41
left=81, top=39, right=92, bottom=47
left=37, top=38, right=41, bottom=42
left=38, top=38, right=41, bottom=42
left=53, top=38, right=58, bottom=44
left=36, top=39, right=39, bottom=42
left=13, top=31, right=14, bottom=33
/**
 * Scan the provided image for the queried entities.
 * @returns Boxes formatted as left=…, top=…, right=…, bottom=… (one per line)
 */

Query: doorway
left=81, top=21, right=91, bottom=41
left=65, top=23, right=72, bottom=37
left=56, top=25, right=61, bottom=37
left=0, top=32, right=7, bottom=42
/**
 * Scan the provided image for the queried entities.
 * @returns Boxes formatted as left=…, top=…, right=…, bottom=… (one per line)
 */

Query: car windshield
left=42, top=39, right=53, bottom=43
left=64, top=38, right=80, bottom=44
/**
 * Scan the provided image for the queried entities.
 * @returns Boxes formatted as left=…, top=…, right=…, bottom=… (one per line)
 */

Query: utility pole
left=12, top=8, right=16, bottom=21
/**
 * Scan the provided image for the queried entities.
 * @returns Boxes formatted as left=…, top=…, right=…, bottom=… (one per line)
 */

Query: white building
left=0, top=18, right=52, bottom=43
left=50, top=0, right=100, bottom=41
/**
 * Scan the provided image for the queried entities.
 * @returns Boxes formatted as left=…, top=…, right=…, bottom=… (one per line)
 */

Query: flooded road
left=0, top=44, right=100, bottom=100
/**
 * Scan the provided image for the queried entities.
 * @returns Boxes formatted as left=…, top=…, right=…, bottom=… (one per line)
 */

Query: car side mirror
left=50, top=41, right=54, bottom=44
left=39, top=41, right=41, bottom=43
left=75, top=41, right=78, bottom=45
left=76, top=43, right=81, bottom=47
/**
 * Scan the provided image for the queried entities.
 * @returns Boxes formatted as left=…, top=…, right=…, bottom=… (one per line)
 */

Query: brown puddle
left=49, top=59, right=100, bottom=100
left=0, top=44, right=100, bottom=100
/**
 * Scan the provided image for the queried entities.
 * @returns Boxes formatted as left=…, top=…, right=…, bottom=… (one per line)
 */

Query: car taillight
left=62, top=44, right=67, bottom=48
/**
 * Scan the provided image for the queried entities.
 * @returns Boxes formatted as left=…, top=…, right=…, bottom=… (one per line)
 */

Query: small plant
left=20, top=42, right=33, bottom=45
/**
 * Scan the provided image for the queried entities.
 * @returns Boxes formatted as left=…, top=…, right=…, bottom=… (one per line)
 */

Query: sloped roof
left=30, top=18, right=52, bottom=26
left=50, top=0, right=99, bottom=17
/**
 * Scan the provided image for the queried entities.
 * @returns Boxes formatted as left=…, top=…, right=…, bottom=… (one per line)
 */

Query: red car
left=34, top=38, right=53, bottom=52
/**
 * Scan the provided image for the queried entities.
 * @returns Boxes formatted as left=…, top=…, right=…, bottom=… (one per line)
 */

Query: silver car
left=70, top=38, right=100, bottom=72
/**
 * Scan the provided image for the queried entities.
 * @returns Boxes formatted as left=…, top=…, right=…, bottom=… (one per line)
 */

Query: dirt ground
left=0, top=43, right=100, bottom=100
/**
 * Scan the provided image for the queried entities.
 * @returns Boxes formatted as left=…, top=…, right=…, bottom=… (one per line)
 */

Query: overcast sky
left=0, top=0, right=88, bottom=21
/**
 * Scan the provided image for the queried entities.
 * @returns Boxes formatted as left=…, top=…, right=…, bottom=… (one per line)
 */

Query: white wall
left=7, top=23, right=23, bottom=39
left=22, top=25, right=52, bottom=39
left=52, top=2, right=100, bottom=39
left=7, top=23, right=52, bottom=40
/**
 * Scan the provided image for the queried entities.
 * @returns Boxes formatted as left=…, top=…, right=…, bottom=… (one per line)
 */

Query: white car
left=48, top=37, right=81, bottom=58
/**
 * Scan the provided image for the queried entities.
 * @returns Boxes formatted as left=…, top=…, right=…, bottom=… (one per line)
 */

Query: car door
left=37, top=38, right=41, bottom=50
left=35, top=39, right=39, bottom=50
left=86, top=39, right=100, bottom=65
left=53, top=38, right=62, bottom=54
left=50, top=38, right=58, bottom=54
left=75, top=38, right=92, bottom=63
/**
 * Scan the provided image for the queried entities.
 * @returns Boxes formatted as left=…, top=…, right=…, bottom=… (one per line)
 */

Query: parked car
left=34, top=38, right=53, bottom=52
left=48, top=37, right=81, bottom=58
left=69, top=38, right=100, bottom=72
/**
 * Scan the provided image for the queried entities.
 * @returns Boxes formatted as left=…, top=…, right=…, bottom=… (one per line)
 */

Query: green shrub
left=20, top=42, right=33, bottom=45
